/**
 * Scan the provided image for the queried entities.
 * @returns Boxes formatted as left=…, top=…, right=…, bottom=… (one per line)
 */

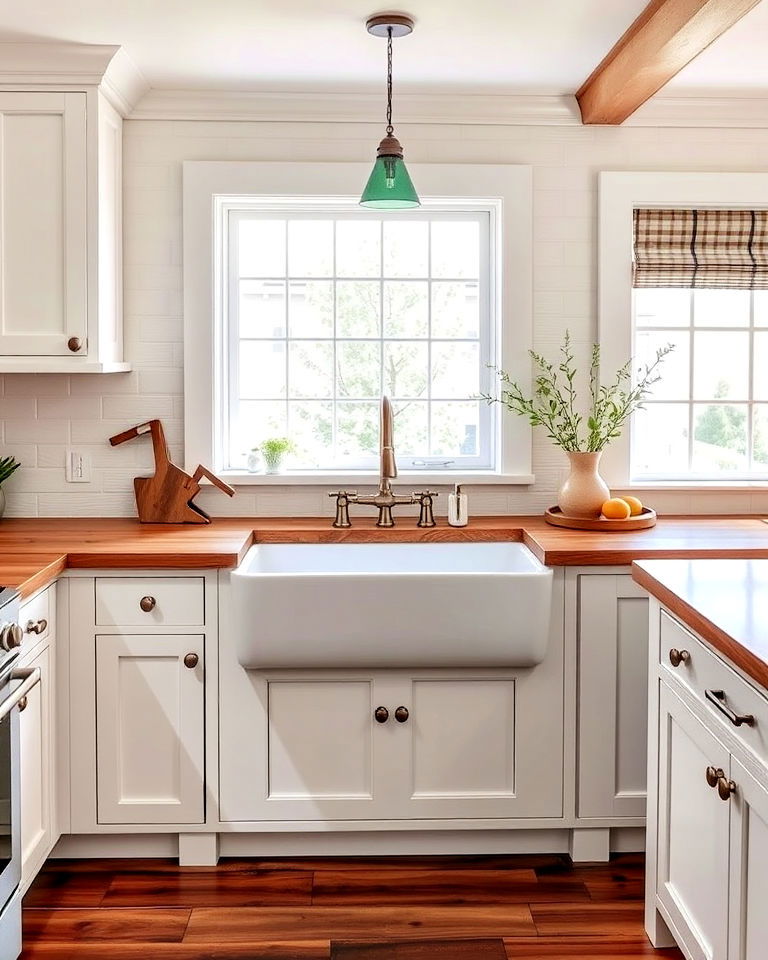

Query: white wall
left=3, top=117, right=768, bottom=518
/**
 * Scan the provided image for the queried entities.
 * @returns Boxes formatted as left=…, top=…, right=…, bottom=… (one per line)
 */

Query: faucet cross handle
left=329, top=490, right=357, bottom=529
left=413, top=490, right=439, bottom=528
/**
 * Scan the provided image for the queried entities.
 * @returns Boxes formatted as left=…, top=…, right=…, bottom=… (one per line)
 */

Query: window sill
left=217, top=471, right=536, bottom=486
left=615, top=481, right=768, bottom=492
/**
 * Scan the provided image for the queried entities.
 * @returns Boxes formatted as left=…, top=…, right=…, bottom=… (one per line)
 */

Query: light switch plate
left=65, top=449, right=92, bottom=483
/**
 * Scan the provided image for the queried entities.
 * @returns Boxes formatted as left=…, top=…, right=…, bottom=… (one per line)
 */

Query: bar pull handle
left=705, top=688, right=755, bottom=728
left=0, top=667, right=41, bottom=723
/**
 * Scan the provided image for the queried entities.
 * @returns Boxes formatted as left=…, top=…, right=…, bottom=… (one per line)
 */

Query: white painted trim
left=0, top=43, right=149, bottom=117
left=599, top=171, right=768, bottom=487
left=183, top=160, right=533, bottom=483
left=212, top=471, right=535, bottom=486
left=134, top=89, right=581, bottom=125
left=131, top=88, right=768, bottom=128
left=0, top=360, right=130, bottom=374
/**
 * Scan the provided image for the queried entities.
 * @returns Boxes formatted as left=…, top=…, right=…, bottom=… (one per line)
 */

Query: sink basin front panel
left=233, top=543, right=553, bottom=669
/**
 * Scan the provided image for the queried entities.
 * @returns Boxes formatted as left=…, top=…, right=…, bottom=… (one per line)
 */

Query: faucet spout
left=380, top=396, right=397, bottom=481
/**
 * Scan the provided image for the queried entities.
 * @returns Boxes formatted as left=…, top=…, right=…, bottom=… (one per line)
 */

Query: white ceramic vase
left=557, top=451, right=610, bottom=519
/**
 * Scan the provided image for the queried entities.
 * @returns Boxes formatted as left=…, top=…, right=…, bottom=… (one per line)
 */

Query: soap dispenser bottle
left=448, top=483, right=468, bottom=527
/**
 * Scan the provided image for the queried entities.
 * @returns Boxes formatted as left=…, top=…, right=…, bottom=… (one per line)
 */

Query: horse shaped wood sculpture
left=109, top=419, right=235, bottom=523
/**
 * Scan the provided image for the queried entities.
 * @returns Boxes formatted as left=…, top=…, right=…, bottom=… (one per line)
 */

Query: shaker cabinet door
left=0, top=92, right=87, bottom=356
left=656, top=682, right=730, bottom=960
left=95, top=634, right=204, bottom=824
left=19, top=644, right=52, bottom=888
left=728, top=757, right=768, bottom=960
left=578, top=574, right=649, bottom=818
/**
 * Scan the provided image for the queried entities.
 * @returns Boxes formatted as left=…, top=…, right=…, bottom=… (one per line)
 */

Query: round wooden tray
left=544, top=505, right=657, bottom=531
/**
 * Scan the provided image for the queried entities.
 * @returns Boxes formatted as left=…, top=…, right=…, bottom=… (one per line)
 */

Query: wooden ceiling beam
left=576, top=0, right=761, bottom=125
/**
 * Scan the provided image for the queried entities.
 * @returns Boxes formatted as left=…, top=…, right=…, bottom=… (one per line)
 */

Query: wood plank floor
left=20, top=853, right=684, bottom=959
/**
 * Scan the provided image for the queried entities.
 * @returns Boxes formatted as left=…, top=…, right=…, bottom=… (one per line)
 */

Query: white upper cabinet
left=0, top=43, right=147, bottom=372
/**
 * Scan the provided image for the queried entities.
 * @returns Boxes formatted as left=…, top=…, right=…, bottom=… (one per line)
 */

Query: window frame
left=599, top=171, right=768, bottom=489
left=183, top=161, right=534, bottom=484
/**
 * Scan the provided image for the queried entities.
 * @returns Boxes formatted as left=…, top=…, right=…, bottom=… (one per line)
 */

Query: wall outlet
left=65, top=449, right=92, bottom=483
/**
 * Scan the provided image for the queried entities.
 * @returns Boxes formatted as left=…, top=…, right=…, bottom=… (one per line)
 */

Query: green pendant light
left=360, top=14, right=420, bottom=209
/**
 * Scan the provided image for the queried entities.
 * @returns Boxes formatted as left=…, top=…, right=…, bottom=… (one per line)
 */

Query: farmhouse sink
left=232, top=542, right=553, bottom=669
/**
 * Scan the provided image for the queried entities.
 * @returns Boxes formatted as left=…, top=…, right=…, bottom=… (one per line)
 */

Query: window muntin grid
left=225, top=207, right=495, bottom=473
left=631, top=288, right=768, bottom=480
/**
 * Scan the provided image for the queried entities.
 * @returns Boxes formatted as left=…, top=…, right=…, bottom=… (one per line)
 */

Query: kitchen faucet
left=329, top=397, right=437, bottom=528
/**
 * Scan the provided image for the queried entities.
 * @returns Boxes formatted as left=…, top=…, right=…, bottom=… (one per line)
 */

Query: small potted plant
left=259, top=437, right=293, bottom=475
left=0, top=455, right=20, bottom=518
left=483, top=333, right=672, bottom=518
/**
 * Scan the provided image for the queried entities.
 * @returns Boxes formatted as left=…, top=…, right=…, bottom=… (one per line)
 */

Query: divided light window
left=225, top=207, right=494, bottom=473
left=631, top=208, right=768, bottom=481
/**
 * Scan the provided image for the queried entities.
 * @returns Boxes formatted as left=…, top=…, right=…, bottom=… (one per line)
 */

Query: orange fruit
left=619, top=495, right=643, bottom=516
left=601, top=498, right=631, bottom=520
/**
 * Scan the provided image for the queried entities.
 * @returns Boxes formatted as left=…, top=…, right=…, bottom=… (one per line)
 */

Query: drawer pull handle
left=669, top=648, right=690, bottom=667
left=705, top=688, right=755, bottom=728
left=374, top=706, right=389, bottom=723
left=706, top=765, right=724, bottom=788
left=394, top=706, right=409, bottom=723
left=183, top=653, right=199, bottom=669
left=139, top=596, right=156, bottom=613
left=25, top=619, right=48, bottom=636
left=718, top=776, right=737, bottom=801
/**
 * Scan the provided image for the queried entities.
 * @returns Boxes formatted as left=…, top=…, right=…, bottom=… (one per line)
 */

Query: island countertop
left=1, top=514, right=768, bottom=598
left=633, top=558, right=768, bottom=690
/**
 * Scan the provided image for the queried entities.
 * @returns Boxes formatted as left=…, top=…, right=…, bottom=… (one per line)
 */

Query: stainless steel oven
left=0, top=588, right=40, bottom=960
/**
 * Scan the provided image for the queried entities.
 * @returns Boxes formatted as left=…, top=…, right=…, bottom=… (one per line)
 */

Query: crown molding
left=0, top=42, right=149, bottom=116
left=130, top=89, right=583, bottom=125
left=628, top=95, right=768, bottom=127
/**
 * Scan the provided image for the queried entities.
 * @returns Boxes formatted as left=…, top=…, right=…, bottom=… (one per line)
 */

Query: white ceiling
left=666, top=0, right=768, bottom=94
left=1, top=0, right=765, bottom=98
left=0, top=0, right=651, bottom=94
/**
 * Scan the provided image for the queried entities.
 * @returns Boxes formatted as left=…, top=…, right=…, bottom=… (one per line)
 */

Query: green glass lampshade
left=360, top=153, right=420, bottom=209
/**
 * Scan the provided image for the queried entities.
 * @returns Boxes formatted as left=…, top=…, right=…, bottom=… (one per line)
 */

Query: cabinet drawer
left=20, top=587, right=52, bottom=648
left=660, top=609, right=768, bottom=766
left=95, top=578, right=205, bottom=627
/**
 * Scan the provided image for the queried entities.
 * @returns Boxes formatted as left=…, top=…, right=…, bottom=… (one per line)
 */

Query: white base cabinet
left=95, top=634, right=204, bottom=824
left=576, top=572, right=649, bottom=819
left=18, top=587, right=57, bottom=892
left=220, top=671, right=562, bottom=823
left=647, top=602, right=768, bottom=960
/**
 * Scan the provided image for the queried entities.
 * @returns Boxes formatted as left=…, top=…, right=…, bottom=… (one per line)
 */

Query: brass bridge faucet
left=329, top=397, right=437, bottom=528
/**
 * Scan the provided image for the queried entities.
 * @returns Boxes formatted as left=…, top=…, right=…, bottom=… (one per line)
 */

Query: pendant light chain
left=386, top=26, right=393, bottom=137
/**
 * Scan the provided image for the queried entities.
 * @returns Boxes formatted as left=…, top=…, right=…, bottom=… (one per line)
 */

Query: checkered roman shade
left=633, top=208, right=768, bottom=289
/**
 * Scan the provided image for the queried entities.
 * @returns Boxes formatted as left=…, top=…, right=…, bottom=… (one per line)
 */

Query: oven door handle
left=0, top=667, right=40, bottom=722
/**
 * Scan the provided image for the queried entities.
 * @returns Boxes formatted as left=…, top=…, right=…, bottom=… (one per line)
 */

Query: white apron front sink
left=232, top=541, right=553, bottom=669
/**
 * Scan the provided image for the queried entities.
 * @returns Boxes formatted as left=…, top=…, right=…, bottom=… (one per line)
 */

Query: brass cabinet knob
left=25, top=619, right=48, bottom=636
left=67, top=336, right=82, bottom=352
left=706, top=765, right=724, bottom=788
left=394, top=706, right=409, bottom=723
left=183, top=653, right=199, bottom=669
left=717, top=776, right=737, bottom=801
left=374, top=706, right=389, bottom=723
left=17, top=696, right=28, bottom=713
left=669, top=648, right=690, bottom=667
left=139, top=596, right=156, bottom=612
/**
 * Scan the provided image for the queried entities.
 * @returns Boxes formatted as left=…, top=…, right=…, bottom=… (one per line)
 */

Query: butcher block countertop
left=634, top=558, right=768, bottom=691
left=1, top=514, right=768, bottom=598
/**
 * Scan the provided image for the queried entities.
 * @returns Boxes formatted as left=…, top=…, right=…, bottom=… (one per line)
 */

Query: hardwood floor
left=20, top=853, right=684, bottom=959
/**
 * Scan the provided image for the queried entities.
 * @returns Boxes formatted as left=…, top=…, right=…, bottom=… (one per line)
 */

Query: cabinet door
left=728, top=757, right=768, bottom=960
left=19, top=644, right=52, bottom=888
left=222, top=676, right=399, bottom=821
left=96, top=635, right=204, bottom=824
left=656, top=683, right=730, bottom=960
left=388, top=673, right=562, bottom=820
left=0, top=93, right=87, bottom=356
left=578, top=574, right=649, bottom=818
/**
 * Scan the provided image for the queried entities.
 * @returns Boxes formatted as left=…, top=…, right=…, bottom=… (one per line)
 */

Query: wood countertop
left=1, top=514, right=768, bottom=598
left=633, top=558, right=768, bottom=690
